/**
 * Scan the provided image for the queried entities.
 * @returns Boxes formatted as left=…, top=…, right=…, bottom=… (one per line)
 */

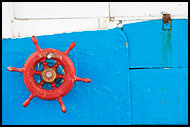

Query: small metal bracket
left=162, top=14, right=172, bottom=30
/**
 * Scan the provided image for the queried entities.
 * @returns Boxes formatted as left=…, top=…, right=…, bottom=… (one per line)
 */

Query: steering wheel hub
left=42, top=68, right=56, bottom=82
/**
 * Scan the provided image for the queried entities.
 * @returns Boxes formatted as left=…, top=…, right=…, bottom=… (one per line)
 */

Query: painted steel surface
left=2, top=28, right=131, bottom=125
left=2, top=19, right=188, bottom=125
left=123, top=19, right=188, bottom=125
left=130, top=68, right=188, bottom=125
left=123, top=19, right=188, bottom=68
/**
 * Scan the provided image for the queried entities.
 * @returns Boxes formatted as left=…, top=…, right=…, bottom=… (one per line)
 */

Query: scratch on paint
left=126, top=42, right=128, bottom=48
left=164, top=68, right=170, bottom=69
left=163, top=100, right=166, bottom=104
left=147, top=88, right=151, bottom=92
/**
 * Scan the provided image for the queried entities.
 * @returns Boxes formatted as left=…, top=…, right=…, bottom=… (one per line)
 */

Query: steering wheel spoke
left=38, top=80, right=45, bottom=88
left=34, top=70, right=42, bottom=76
left=51, top=62, right=60, bottom=71
left=43, top=62, right=49, bottom=70
left=56, top=74, right=64, bottom=79
left=50, top=81, right=57, bottom=90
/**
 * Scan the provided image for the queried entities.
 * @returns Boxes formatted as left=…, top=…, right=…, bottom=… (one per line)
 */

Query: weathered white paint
left=110, top=2, right=188, bottom=19
left=12, top=18, right=109, bottom=38
left=2, top=2, right=13, bottom=38
left=2, top=2, right=188, bottom=39
left=13, top=2, right=109, bottom=19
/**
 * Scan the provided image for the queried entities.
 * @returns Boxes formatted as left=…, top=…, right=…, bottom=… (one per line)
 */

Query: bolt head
left=46, top=71, right=53, bottom=78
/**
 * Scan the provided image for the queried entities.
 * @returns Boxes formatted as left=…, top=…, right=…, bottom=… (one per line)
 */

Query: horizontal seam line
left=129, top=66, right=188, bottom=70
left=14, top=17, right=108, bottom=20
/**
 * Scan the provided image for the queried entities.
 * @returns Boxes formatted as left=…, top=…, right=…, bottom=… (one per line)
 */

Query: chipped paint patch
left=126, top=42, right=128, bottom=48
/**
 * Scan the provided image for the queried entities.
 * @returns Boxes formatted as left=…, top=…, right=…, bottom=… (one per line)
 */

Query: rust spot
left=164, top=68, right=170, bottom=69
left=162, top=14, right=172, bottom=30
left=163, top=100, right=166, bottom=104
left=110, top=17, right=115, bottom=21
left=163, top=14, right=171, bottom=24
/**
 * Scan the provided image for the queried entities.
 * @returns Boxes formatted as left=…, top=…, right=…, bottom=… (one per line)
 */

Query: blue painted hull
left=2, top=19, right=188, bottom=125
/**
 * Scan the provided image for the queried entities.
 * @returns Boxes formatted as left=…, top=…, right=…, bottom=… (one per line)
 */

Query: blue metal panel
left=124, top=19, right=188, bottom=125
left=130, top=68, right=188, bottom=125
left=2, top=19, right=188, bottom=125
left=123, top=19, right=188, bottom=68
left=2, top=28, right=131, bottom=125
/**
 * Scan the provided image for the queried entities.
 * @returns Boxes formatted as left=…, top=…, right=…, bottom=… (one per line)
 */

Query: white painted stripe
left=2, top=2, right=13, bottom=38
left=110, top=2, right=188, bottom=18
left=2, top=2, right=188, bottom=39
left=11, top=18, right=109, bottom=38
left=13, top=2, right=109, bottom=19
